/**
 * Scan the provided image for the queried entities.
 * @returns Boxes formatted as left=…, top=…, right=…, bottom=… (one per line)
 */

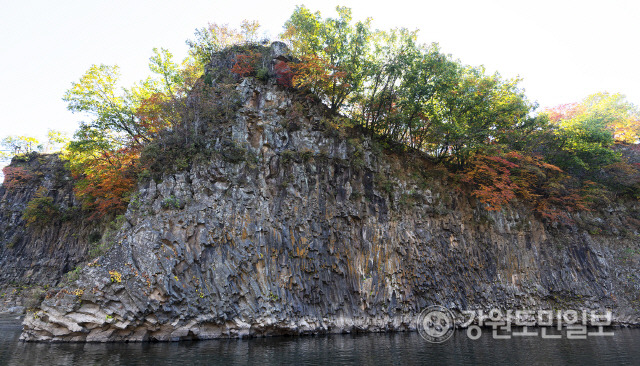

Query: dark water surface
left=2, top=316, right=639, bottom=365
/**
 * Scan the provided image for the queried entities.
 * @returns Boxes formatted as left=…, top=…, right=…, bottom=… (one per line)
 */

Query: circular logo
left=417, top=305, right=456, bottom=343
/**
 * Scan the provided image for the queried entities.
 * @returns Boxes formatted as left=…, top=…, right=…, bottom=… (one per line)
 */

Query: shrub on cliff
left=1, top=165, right=41, bottom=191
left=22, top=187, right=60, bottom=228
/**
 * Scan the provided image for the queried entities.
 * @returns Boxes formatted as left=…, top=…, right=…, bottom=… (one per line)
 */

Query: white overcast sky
left=1, top=0, right=639, bottom=143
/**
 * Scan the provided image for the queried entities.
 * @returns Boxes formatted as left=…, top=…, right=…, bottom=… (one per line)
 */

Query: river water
left=1, top=316, right=639, bottom=365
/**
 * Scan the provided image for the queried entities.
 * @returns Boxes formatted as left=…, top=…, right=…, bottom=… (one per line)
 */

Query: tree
left=282, top=6, right=372, bottom=112
left=45, top=130, right=70, bottom=153
left=354, top=28, right=421, bottom=132
left=1, top=135, right=42, bottom=156
left=432, top=68, right=532, bottom=167
left=62, top=48, right=193, bottom=218
left=148, top=47, right=185, bottom=98
left=458, top=149, right=588, bottom=220
left=63, top=64, right=147, bottom=147
left=581, top=93, right=639, bottom=143
left=541, top=93, right=628, bottom=176
left=187, top=20, right=263, bottom=68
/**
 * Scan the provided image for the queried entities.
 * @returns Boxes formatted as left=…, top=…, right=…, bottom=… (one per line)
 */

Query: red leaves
left=459, top=150, right=587, bottom=221
left=275, top=60, right=293, bottom=87
left=545, top=103, right=581, bottom=123
left=460, top=154, right=519, bottom=210
left=230, top=51, right=261, bottom=77
left=2, top=166, right=39, bottom=191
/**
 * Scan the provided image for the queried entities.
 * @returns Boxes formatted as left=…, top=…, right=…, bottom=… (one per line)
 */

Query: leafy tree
left=1, top=165, right=40, bottom=190
left=432, top=68, right=532, bottom=167
left=148, top=47, right=185, bottom=98
left=354, top=28, right=421, bottom=132
left=22, top=187, right=59, bottom=227
left=230, top=50, right=262, bottom=77
left=459, top=149, right=588, bottom=220
left=282, top=6, right=372, bottom=112
left=63, top=64, right=147, bottom=147
left=541, top=94, right=625, bottom=176
left=62, top=46, right=199, bottom=218
left=547, top=93, right=640, bottom=144
left=1, top=135, right=42, bottom=184
left=187, top=20, right=263, bottom=68
left=45, top=130, right=70, bottom=153
left=1, top=135, right=42, bottom=156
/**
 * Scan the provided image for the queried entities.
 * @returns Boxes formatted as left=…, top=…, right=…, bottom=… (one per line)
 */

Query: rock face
left=15, top=45, right=640, bottom=342
left=0, top=154, right=95, bottom=312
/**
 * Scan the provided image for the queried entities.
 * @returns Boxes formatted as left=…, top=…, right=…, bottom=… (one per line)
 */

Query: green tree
left=354, top=28, right=421, bottom=131
left=282, top=6, right=372, bottom=112
left=62, top=47, right=198, bottom=218
left=148, top=47, right=184, bottom=97
left=433, top=68, right=532, bottom=167
left=541, top=93, right=630, bottom=176
left=63, top=64, right=146, bottom=147
left=45, top=129, right=70, bottom=153
left=1, top=135, right=42, bottom=156
left=580, top=93, right=639, bottom=143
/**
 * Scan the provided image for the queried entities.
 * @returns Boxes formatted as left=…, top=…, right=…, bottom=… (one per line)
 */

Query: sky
left=0, top=0, right=639, bottom=149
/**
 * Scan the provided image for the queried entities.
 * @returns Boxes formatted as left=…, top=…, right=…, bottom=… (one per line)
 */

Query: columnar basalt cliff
left=0, top=154, right=97, bottom=313
left=6, top=44, right=640, bottom=342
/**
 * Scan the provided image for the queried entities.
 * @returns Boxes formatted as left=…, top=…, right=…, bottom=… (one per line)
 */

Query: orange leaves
left=71, top=146, right=141, bottom=219
left=459, top=154, right=519, bottom=210
left=230, top=51, right=261, bottom=77
left=289, top=54, right=348, bottom=92
left=136, top=93, right=172, bottom=137
left=460, top=150, right=588, bottom=221
left=2, top=166, right=39, bottom=191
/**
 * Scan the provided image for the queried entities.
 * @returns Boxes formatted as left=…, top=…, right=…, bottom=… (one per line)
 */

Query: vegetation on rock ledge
left=1, top=5, right=638, bottom=223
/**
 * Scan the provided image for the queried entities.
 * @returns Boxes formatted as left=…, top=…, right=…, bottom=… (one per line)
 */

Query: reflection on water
left=2, top=316, right=639, bottom=365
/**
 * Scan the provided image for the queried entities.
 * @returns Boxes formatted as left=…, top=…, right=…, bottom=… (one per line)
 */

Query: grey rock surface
left=18, top=75, right=640, bottom=342
left=0, top=154, right=95, bottom=313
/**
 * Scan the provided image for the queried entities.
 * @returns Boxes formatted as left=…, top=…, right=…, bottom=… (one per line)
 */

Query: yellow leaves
left=109, top=270, right=122, bottom=283
left=72, top=288, right=84, bottom=298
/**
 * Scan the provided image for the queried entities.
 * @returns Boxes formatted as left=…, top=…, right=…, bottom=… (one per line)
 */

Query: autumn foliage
left=230, top=51, right=261, bottom=77
left=289, top=55, right=348, bottom=93
left=69, top=147, right=140, bottom=219
left=459, top=150, right=589, bottom=221
left=275, top=60, right=293, bottom=87
left=2, top=166, right=40, bottom=191
left=136, top=93, right=174, bottom=137
left=24, top=9, right=635, bottom=226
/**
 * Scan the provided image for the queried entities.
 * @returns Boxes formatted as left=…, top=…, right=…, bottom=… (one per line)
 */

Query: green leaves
left=282, top=5, right=372, bottom=112
left=1, top=135, right=42, bottom=157
left=282, top=5, right=533, bottom=167
left=540, top=93, right=635, bottom=176
left=63, top=64, right=142, bottom=145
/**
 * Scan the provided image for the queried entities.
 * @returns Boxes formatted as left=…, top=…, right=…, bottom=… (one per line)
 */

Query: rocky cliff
left=0, top=154, right=98, bottom=313
left=7, top=44, right=640, bottom=342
